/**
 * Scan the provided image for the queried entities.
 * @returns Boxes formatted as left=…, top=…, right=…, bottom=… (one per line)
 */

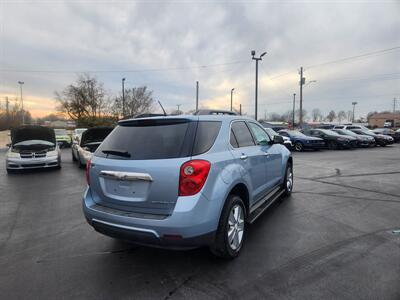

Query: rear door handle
left=240, top=155, right=248, bottom=160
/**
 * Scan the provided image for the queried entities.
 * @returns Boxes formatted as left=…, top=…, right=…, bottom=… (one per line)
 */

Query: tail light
left=179, top=160, right=211, bottom=196
left=86, top=160, right=91, bottom=185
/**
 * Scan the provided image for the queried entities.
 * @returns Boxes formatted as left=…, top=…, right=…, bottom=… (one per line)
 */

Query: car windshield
left=286, top=130, right=306, bottom=137
left=265, top=128, right=278, bottom=137
left=75, top=129, right=87, bottom=134
left=338, top=129, right=357, bottom=136
left=319, top=129, right=340, bottom=136
left=54, top=129, right=68, bottom=135
left=13, top=140, right=55, bottom=147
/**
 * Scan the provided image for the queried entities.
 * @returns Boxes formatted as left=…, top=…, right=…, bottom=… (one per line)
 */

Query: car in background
left=372, top=128, right=400, bottom=142
left=6, top=125, right=61, bottom=173
left=332, top=129, right=375, bottom=147
left=278, top=129, right=325, bottom=151
left=264, top=127, right=293, bottom=149
left=303, top=128, right=357, bottom=150
left=72, top=128, right=87, bottom=141
left=54, top=128, right=72, bottom=148
left=73, top=126, right=113, bottom=168
left=83, top=115, right=293, bottom=259
left=349, top=128, right=393, bottom=146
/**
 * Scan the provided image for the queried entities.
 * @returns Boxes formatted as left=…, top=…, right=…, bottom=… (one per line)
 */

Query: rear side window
left=192, top=121, right=222, bottom=155
left=231, top=121, right=255, bottom=147
left=96, top=119, right=192, bottom=160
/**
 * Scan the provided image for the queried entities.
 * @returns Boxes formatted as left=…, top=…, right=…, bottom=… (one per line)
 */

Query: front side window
left=248, top=122, right=271, bottom=145
left=231, top=121, right=255, bottom=147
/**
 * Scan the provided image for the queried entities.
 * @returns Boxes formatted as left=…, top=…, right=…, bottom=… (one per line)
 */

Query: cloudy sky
left=0, top=0, right=399, bottom=119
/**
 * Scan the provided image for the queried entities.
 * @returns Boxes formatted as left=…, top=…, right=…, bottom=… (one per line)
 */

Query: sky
left=0, top=0, right=399, bottom=119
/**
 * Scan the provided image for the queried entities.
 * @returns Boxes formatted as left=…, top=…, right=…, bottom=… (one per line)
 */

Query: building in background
left=368, top=113, right=400, bottom=128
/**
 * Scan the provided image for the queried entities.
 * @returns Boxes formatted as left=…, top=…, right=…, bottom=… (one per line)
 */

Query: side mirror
left=273, top=135, right=284, bottom=144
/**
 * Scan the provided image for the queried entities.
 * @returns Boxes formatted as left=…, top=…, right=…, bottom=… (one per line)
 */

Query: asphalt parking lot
left=1, top=145, right=400, bottom=299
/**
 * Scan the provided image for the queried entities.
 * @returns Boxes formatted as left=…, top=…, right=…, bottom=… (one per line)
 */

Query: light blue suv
left=83, top=115, right=293, bottom=258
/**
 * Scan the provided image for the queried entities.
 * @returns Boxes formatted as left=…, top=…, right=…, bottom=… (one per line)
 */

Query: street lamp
left=230, top=88, right=235, bottom=111
left=122, top=78, right=126, bottom=118
left=251, top=50, right=267, bottom=120
left=18, top=81, right=24, bottom=125
left=292, top=93, right=296, bottom=128
left=352, top=101, right=358, bottom=123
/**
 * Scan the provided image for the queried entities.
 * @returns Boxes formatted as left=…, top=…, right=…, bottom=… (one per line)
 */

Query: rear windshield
left=95, top=119, right=221, bottom=160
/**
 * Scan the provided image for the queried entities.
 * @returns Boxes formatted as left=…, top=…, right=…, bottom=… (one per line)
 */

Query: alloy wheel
left=227, top=204, right=244, bottom=250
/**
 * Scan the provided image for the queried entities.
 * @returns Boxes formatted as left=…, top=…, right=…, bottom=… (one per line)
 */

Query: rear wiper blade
left=102, top=149, right=131, bottom=158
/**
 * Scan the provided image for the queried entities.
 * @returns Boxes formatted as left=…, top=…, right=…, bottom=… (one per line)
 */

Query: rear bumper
left=6, top=156, right=60, bottom=170
left=82, top=188, right=219, bottom=249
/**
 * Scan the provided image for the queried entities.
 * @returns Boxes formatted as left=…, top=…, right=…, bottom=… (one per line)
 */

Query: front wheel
left=210, top=195, right=246, bottom=259
left=282, top=162, right=293, bottom=196
left=328, top=141, right=338, bottom=150
left=294, top=142, right=303, bottom=151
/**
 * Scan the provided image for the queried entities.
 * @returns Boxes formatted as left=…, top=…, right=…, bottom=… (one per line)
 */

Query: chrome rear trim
left=100, top=170, right=153, bottom=182
left=92, top=218, right=159, bottom=238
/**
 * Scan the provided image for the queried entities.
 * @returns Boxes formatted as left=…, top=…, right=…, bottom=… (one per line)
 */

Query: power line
left=305, top=46, right=400, bottom=69
left=0, top=60, right=250, bottom=74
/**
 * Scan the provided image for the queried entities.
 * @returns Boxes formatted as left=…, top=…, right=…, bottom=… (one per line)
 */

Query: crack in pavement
left=296, top=176, right=400, bottom=199
left=36, top=247, right=140, bottom=263
left=293, top=191, right=400, bottom=204
left=163, top=275, right=194, bottom=300
left=310, top=170, right=400, bottom=180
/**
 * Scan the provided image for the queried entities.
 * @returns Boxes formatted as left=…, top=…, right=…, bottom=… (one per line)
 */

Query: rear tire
left=77, top=154, right=85, bottom=169
left=282, top=162, right=293, bottom=196
left=210, top=195, right=246, bottom=259
left=72, top=150, right=77, bottom=162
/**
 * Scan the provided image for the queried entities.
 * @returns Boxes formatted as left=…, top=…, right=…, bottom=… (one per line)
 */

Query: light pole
left=352, top=101, right=358, bottom=123
left=122, top=78, right=126, bottom=118
left=18, top=81, right=24, bottom=125
left=292, top=93, right=296, bottom=128
left=251, top=50, right=267, bottom=120
left=230, top=88, right=235, bottom=111
left=196, top=81, right=199, bottom=111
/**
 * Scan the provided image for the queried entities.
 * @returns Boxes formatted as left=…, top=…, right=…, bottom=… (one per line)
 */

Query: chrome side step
left=247, top=189, right=285, bottom=224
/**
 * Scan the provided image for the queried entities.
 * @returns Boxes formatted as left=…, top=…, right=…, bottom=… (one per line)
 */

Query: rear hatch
left=88, top=118, right=182, bottom=215
left=89, top=117, right=221, bottom=216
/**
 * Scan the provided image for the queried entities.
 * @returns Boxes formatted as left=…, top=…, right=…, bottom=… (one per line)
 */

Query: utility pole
left=299, top=67, right=304, bottom=127
left=177, top=104, right=181, bottom=114
left=196, top=81, right=199, bottom=111
left=122, top=78, right=126, bottom=118
left=18, top=81, right=24, bottom=125
left=239, top=104, right=242, bottom=116
left=6, top=96, right=9, bottom=128
left=393, top=98, right=397, bottom=113
left=352, top=101, right=358, bottom=123
left=292, top=93, right=296, bottom=129
left=251, top=50, right=267, bottom=121
left=264, top=110, right=267, bottom=120
left=230, top=88, right=235, bottom=111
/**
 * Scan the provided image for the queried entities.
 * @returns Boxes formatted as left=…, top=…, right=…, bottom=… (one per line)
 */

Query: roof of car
left=119, top=114, right=254, bottom=124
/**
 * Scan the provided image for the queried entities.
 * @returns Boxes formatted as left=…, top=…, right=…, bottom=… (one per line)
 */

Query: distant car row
left=264, top=124, right=397, bottom=151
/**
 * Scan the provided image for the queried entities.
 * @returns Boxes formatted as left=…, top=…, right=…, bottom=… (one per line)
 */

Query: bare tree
left=337, top=110, right=346, bottom=123
left=56, top=74, right=109, bottom=120
left=326, top=110, right=336, bottom=122
left=112, top=86, right=155, bottom=118
left=311, top=108, right=322, bottom=122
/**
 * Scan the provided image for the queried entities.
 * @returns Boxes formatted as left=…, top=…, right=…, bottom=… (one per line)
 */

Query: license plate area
left=100, top=177, right=151, bottom=202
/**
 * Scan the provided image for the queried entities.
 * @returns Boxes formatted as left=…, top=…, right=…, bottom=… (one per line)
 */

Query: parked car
left=72, top=128, right=87, bottom=141
left=83, top=115, right=293, bottom=259
left=331, top=129, right=375, bottom=147
left=54, top=128, right=72, bottom=148
left=278, top=129, right=325, bottom=151
left=349, top=129, right=393, bottom=146
left=72, top=126, right=113, bottom=168
left=6, top=125, right=61, bottom=173
left=372, top=128, right=400, bottom=142
left=264, top=127, right=293, bottom=149
left=303, top=129, right=357, bottom=150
